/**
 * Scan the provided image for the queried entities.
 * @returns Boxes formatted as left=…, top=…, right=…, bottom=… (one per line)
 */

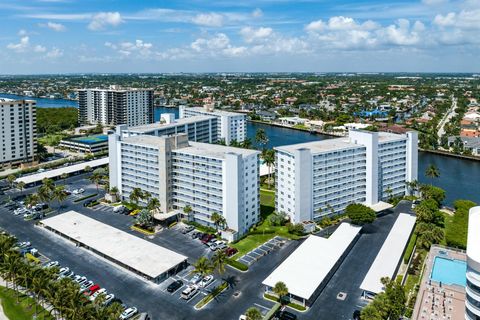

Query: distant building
left=78, top=87, right=154, bottom=127
left=179, top=105, right=246, bottom=145
left=275, top=130, right=418, bottom=222
left=0, top=98, right=37, bottom=168
left=108, top=132, right=260, bottom=237
left=59, top=134, right=109, bottom=154
left=448, top=136, right=480, bottom=156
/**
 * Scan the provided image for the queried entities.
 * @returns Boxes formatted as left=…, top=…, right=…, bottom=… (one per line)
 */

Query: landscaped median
left=0, top=287, right=54, bottom=320
left=194, top=281, right=229, bottom=310
left=131, top=225, right=155, bottom=236
left=72, top=193, right=98, bottom=203
left=226, top=258, right=248, bottom=272
left=263, top=293, right=308, bottom=312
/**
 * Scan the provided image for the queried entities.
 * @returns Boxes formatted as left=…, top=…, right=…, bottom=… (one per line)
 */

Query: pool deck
left=412, top=246, right=466, bottom=320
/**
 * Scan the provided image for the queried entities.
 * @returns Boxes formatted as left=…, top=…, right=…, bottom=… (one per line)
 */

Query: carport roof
left=41, top=211, right=187, bottom=279
left=262, top=223, right=361, bottom=301
left=360, top=213, right=416, bottom=295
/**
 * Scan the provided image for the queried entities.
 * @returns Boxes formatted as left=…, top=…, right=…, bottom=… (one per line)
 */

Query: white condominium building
left=179, top=105, right=246, bottom=145
left=275, top=130, right=418, bottom=223
left=0, top=98, right=37, bottom=168
left=78, top=87, right=154, bottom=127
left=115, top=114, right=218, bottom=144
left=108, top=132, right=260, bottom=236
left=466, top=206, right=480, bottom=320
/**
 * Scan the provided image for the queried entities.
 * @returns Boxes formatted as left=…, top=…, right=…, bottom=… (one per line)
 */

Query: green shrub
left=445, top=200, right=476, bottom=249
left=73, top=193, right=98, bottom=203
left=195, top=281, right=228, bottom=309
left=403, top=234, right=417, bottom=264
left=263, top=293, right=307, bottom=311
left=184, top=221, right=217, bottom=234
left=345, top=203, right=376, bottom=225
left=226, top=259, right=248, bottom=271
left=286, top=223, right=305, bottom=236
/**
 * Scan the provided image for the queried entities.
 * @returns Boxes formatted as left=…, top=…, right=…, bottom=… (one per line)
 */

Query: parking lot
left=238, top=236, right=287, bottom=266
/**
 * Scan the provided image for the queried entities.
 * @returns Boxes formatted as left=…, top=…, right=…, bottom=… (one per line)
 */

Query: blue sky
left=0, top=0, right=479, bottom=73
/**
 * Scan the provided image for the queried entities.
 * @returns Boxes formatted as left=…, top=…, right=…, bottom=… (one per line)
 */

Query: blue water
left=430, top=257, right=466, bottom=286
left=0, top=93, right=77, bottom=108
left=70, top=134, right=108, bottom=145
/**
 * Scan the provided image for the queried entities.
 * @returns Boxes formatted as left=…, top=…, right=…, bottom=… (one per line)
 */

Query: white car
left=45, top=261, right=59, bottom=268
left=208, top=241, right=218, bottom=251
left=59, top=267, right=70, bottom=275
left=18, top=241, right=31, bottom=248
left=79, top=281, right=94, bottom=293
left=77, top=188, right=85, bottom=194
left=14, top=208, right=27, bottom=216
left=190, top=273, right=202, bottom=284
left=199, top=275, right=214, bottom=288
left=103, top=293, right=115, bottom=305
left=120, top=307, right=138, bottom=320
left=215, top=240, right=227, bottom=250
left=89, top=288, right=106, bottom=301
left=181, top=285, right=198, bottom=300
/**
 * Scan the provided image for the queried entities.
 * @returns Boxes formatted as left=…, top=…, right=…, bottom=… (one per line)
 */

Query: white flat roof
left=16, top=157, right=108, bottom=185
left=275, top=138, right=361, bottom=155
left=127, top=115, right=215, bottom=133
left=41, top=211, right=187, bottom=279
left=262, top=223, right=361, bottom=300
left=180, top=141, right=259, bottom=159
left=360, top=213, right=416, bottom=294
left=366, top=201, right=394, bottom=212
left=467, top=206, right=480, bottom=264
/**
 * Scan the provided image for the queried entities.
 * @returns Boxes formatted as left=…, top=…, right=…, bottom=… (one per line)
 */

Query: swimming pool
left=430, top=256, right=466, bottom=286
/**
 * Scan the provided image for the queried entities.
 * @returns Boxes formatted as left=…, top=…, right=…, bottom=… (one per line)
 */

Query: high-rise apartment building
left=0, top=98, right=37, bottom=168
left=78, top=87, right=154, bottom=127
left=108, top=131, right=260, bottom=236
left=179, top=105, right=246, bottom=145
left=275, top=130, right=418, bottom=223
left=466, top=206, right=480, bottom=320
left=115, top=114, right=218, bottom=144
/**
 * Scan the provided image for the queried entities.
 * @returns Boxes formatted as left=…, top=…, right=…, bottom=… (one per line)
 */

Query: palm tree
left=255, top=128, right=269, bottom=150
left=210, top=212, right=222, bottom=231
left=17, top=181, right=25, bottom=193
left=84, top=165, right=92, bottom=173
left=183, top=205, right=193, bottom=222
left=273, top=281, right=289, bottom=305
left=147, top=197, right=160, bottom=212
left=385, top=186, right=393, bottom=201
left=193, top=257, right=213, bottom=277
left=109, top=186, right=119, bottom=197
left=6, top=174, right=16, bottom=188
left=53, top=185, right=68, bottom=209
left=262, top=149, right=275, bottom=188
left=211, top=250, right=227, bottom=275
left=241, top=138, right=253, bottom=149
left=25, top=193, right=40, bottom=209
left=129, top=187, right=143, bottom=206
left=425, top=164, right=440, bottom=179
left=42, top=178, right=55, bottom=193
left=89, top=169, right=104, bottom=191
left=406, top=179, right=419, bottom=196
left=37, top=185, right=51, bottom=204
left=245, top=307, right=262, bottom=320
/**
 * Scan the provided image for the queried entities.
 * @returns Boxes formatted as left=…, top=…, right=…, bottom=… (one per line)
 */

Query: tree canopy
left=346, top=203, right=376, bottom=225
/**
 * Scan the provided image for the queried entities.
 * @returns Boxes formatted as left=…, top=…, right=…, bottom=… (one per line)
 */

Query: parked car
left=181, top=285, right=198, bottom=300
left=201, top=234, right=215, bottom=244
left=103, top=293, right=115, bottom=306
left=83, top=199, right=95, bottom=207
left=190, top=273, right=202, bottom=284
left=138, top=313, right=150, bottom=320
left=191, top=231, right=200, bottom=239
left=225, top=247, right=238, bottom=257
left=274, top=311, right=297, bottom=320
left=208, top=241, right=219, bottom=251
left=167, top=280, right=183, bottom=293
left=44, top=260, right=59, bottom=268
left=113, top=205, right=126, bottom=214
left=199, top=275, right=213, bottom=288
left=215, top=240, right=227, bottom=250
left=182, top=225, right=194, bottom=234
left=34, top=203, right=48, bottom=211
left=85, top=284, right=100, bottom=296
left=80, top=281, right=94, bottom=293
left=353, top=310, right=361, bottom=320
left=17, top=241, right=31, bottom=248
left=120, top=307, right=138, bottom=320
left=90, top=288, right=107, bottom=301
left=59, top=267, right=70, bottom=275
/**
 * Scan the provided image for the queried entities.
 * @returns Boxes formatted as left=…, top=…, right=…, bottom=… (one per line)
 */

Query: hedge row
left=73, top=193, right=98, bottom=203
left=226, top=259, right=248, bottom=271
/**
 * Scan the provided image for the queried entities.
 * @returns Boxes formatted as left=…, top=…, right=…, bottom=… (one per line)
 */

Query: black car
left=167, top=280, right=183, bottom=293
left=274, top=311, right=297, bottom=320
left=353, top=310, right=361, bottom=320
left=83, top=200, right=94, bottom=207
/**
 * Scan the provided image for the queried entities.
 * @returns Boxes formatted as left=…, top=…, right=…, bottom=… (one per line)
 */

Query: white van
left=181, top=285, right=198, bottom=300
left=113, top=205, right=126, bottom=214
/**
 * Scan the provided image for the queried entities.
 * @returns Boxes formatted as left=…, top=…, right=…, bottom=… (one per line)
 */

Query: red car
left=225, top=247, right=238, bottom=257
left=85, top=284, right=100, bottom=296
left=201, top=234, right=214, bottom=244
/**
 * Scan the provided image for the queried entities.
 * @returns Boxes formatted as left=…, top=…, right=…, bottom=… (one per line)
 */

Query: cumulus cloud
left=252, top=8, right=263, bottom=18
left=46, top=47, right=64, bottom=58
left=434, top=10, right=480, bottom=29
left=240, top=27, right=273, bottom=43
left=191, top=33, right=247, bottom=57
left=43, top=21, right=67, bottom=32
left=88, top=12, right=123, bottom=31
left=191, top=13, right=224, bottom=27
left=34, top=45, right=47, bottom=53
left=7, top=36, right=30, bottom=52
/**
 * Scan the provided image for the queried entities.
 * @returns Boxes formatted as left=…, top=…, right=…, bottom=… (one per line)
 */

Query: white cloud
left=45, top=21, right=66, bottom=32
left=434, top=9, right=480, bottom=29
left=34, top=45, right=47, bottom=53
left=18, top=29, right=28, bottom=36
left=240, top=27, right=273, bottom=43
left=252, top=8, right=263, bottom=18
left=88, top=12, right=123, bottom=31
left=7, top=36, right=30, bottom=52
left=191, top=13, right=224, bottom=27
left=422, top=0, right=448, bottom=6
left=46, top=47, right=64, bottom=58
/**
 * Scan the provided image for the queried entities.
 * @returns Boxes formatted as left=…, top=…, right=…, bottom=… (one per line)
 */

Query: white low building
left=360, top=213, right=416, bottom=298
left=262, top=223, right=361, bottom=306
left=275, top=130, right=418, bottom=223
left=109, top=132, right=260, bottom=237
left=179, top=105, right=246, bottom=145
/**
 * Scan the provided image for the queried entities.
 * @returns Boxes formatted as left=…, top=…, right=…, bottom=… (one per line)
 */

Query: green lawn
left=37, top=133, right=67, bottom=146
left=443, top=200, right=476, bottom=249
left=231, top=189, right=301, bottom=257
left=0, top=287, right=53, bottom=320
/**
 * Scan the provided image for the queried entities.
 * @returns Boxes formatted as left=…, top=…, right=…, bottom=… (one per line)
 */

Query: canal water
left=0, top=98, right=476, bottom=206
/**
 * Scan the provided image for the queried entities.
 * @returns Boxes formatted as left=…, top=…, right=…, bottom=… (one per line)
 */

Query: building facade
left=116, top=114, right=218, bottom=144
left=466, top=206, right=480, bottom=320
left=275, top=130, right=418, bottom=223
left=78, top=87, right=154, bottom=127
left=0, top=98, right=37, bottom=168
left=108, top=132, right=260, bottom=236
left=179, top=105, right=246, bottom=145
